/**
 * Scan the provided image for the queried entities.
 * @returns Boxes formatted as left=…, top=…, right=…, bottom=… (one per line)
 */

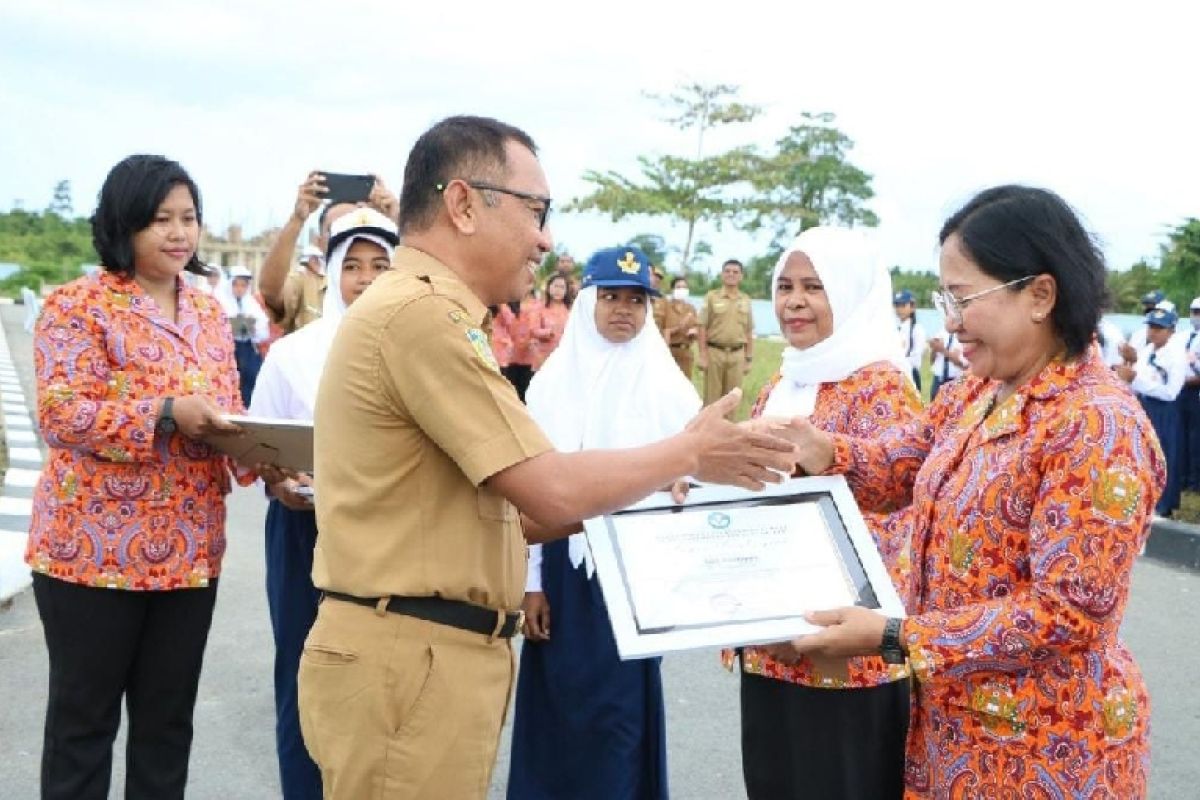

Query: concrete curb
left=1146, top=519, right=1200, bottom=571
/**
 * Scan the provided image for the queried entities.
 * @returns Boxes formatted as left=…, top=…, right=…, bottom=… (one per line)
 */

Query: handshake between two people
left=668, top=388, right=836, bottom=503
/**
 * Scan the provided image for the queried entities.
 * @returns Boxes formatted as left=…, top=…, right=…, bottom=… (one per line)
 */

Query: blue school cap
left=1146, top=307, right=1177, bottom=328
left=581, top=247, right=660, bottom=297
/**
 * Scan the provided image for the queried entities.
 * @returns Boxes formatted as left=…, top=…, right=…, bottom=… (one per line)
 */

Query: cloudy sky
left=2, top=0, right=1197, bottom=273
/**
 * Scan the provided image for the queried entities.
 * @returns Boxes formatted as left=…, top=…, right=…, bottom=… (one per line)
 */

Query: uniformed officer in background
left=299, top=115, right=798, bottom=800
left=698, top=258, right=754, bottom=414
left=663, top=274, right=700, bottom=379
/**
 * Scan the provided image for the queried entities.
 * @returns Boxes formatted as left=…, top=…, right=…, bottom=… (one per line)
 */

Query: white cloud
left=1, top=0, right=1197, bottom=273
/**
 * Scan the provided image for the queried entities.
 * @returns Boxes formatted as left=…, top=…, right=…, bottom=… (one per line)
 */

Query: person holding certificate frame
left=507, top=246, right=699, bottom=800
left=779, top=186, right=1162, bottom=798
left=728, top=227, right=921, bottom=800
left=249, top=208, right=397, bottom=800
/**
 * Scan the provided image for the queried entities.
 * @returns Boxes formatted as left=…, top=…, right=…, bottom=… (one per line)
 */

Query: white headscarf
left=251, top=231, right=394, bottom=420
left=526, top=285, right=701, bottom=575
left=761, top=226, right=910, bottom=418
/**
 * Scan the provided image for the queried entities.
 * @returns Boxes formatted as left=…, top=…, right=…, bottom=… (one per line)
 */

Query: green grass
left=691, top=338, right=785, bottom=421
left=704, top=338, right=933, bottom=420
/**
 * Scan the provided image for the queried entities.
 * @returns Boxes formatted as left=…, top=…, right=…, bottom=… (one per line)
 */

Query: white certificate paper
left=583, top=476, right=907, bottom=660
left=614, top=503, right=855, bottom=630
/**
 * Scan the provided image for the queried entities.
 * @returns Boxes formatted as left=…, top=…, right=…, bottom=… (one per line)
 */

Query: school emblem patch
left=617, top=251, right=640, bottom=274
left=466, top=327, right=501, bottom=373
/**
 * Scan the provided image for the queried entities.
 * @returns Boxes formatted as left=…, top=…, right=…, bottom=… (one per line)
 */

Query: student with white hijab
left=507, top=247, right=699, bottom=800
left=730, top=227, right=921, bottom=800
left=248, top=208, right=397, bottom=800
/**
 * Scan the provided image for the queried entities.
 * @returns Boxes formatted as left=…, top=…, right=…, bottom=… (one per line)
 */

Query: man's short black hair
left=398, top=115, right=538, bottom=234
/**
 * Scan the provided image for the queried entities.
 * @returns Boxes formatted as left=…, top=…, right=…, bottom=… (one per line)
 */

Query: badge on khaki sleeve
left=466, top=327, right=501, bottom=373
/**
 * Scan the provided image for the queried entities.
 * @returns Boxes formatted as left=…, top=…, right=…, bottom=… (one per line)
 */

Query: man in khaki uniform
left=698, top=258, right=755, bottom=414
left=299, top=115, right=796, bottom=800
left=662, top=274, right=700, bottom=378
left=650, top=265, right=667, bottom=332
left=258, top=171, right=400, bottom=333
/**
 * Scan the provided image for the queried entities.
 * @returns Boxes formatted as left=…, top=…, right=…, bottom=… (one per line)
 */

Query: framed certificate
left=583, top=476, right=906, bottom=660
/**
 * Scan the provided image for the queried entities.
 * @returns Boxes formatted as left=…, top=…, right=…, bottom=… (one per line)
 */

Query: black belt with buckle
left=323, top=591, right=523, bottom=639
left=709, top=342, right=744, bottom=352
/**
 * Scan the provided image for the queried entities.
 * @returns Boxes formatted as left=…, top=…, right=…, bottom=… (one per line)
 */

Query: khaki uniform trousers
left=703, top=345, right=746, bottom=414
left=669, top=343, right=694, bottom=381
left=298, top=597, right=514, bottom=800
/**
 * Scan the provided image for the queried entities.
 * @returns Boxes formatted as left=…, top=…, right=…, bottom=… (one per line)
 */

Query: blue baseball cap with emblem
left=893, top=290, right=915, bottom=305
left=1141, top=290, right=1165, bottom=307
left=1146, top=307, right=1178, bottom=328
left=581, top=246, right=661, bottom=297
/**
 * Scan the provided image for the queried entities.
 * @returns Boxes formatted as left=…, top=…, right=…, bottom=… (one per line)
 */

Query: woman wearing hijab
left=507, top=247, right=700, bottom=800
left=248, top=208, right=397, bottom=800
left=732, top=227, right=921, bottom=800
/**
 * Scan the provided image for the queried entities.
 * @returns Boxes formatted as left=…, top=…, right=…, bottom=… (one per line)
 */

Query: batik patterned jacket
left=829, top=348, right=1162, bottom=798
left=26, top=271, right=251, bottom=591
left=730, top=360, right=922, bottom=688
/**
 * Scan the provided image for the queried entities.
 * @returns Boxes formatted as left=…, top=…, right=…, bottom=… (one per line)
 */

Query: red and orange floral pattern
left=829, top=348, right=1162, bottom=798
left=26, top=271, right=252, bottom=591
left=730, top=360, right=922, bottom=688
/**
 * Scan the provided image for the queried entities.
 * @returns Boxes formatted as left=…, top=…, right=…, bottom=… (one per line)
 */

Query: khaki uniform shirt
left=651, top=296, right=667, bottom=332
left=311, top=247, right=553, bottom=611
left=662, top=299, right=699, bottom=346
left=272, top=268, right=326, bottom=333
left=700, top=288, right=753, bottom=346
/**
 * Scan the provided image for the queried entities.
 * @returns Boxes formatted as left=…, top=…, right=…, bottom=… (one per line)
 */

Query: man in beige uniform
left=698, top=258, right=755, bottom=413
left=662, top=274, right=700, bottom=378
left=258, top=171, right=399, bottom=333
left=299, top=116, right=796, bottom=800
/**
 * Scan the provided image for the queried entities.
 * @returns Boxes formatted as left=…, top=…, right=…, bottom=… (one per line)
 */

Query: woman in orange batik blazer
left=729, top=226, right=921, bottom=800
left=26, top=155, right=258, bottom=800
left=778, top=186, right=1162, bottom=799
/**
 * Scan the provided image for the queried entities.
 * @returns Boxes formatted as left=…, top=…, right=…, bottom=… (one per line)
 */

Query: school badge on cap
left=581, top=246, right=661, bottom=297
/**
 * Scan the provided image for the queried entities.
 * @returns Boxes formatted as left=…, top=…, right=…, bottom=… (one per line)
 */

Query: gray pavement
left=1, top=303, right=1198, bottom=798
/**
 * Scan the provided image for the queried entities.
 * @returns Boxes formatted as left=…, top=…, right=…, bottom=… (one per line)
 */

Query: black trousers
left=741, top=671, right=910, bottom=800
left=33, top=573, right=219, bottom=800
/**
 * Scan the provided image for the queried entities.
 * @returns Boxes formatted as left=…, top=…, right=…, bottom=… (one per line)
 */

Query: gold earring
left=1033, top=312, right=1045, bottom=322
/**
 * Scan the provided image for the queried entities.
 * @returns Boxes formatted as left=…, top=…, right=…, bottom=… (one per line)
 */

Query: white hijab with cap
left=249, top=226, right=395, bottom=421
left=761, top=226, right=910, bottom=418
left=526, top=285, right=701, bottom=576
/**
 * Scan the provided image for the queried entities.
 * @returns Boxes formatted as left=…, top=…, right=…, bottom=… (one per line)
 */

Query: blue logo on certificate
left=707, top=512, right=731, bottom=529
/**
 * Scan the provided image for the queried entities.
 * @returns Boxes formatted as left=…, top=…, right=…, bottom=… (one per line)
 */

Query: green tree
left=625, top=233, right=671, bottom=269
left=567, top=83, right=761, bottom=270
left=889, top=267, right=940, bottom=307
left=1157, top=218, right=1200, bottom=310
left=48, top=180, right=73, bottom=218
left=1106, top=260, right=1159, bottom=313
left=741, top=113, right=878, bottom=247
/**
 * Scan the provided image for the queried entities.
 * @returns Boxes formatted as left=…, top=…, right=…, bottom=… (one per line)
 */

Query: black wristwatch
left=880, top=617, right=906, bottom=665
left=157, top=397, right=177, bottom=435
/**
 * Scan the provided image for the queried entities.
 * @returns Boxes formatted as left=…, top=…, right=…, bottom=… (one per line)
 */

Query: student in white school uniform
left=1178, top=298, right=1200, bottom=491
left=248, top=208, right=397, bottom=800
left=1116, top=306, right=1186, bottom=517
left=220, top=265, right=270, bottom=406
left=1097, top=318, right=1126, bottom=368
left=892, top=289, right=926, bottom=391
left=928, top=327, right=967, bottom=401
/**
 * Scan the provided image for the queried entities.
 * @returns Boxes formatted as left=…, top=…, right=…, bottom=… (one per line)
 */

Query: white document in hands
left=203, top=415, right=314, bottom=473
left=614, top=502, right=855, bottom=631
left=583, top=476, right=906, bottom=660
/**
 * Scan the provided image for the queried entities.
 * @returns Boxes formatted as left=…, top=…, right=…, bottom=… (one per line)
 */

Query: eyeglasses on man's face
left=437, top=180, right=552, bottom=231
left=932, top=275, right=1034, bottom=325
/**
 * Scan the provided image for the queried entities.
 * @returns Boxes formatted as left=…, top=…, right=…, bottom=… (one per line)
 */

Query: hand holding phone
left=320, top=172, right=374, bottom=206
